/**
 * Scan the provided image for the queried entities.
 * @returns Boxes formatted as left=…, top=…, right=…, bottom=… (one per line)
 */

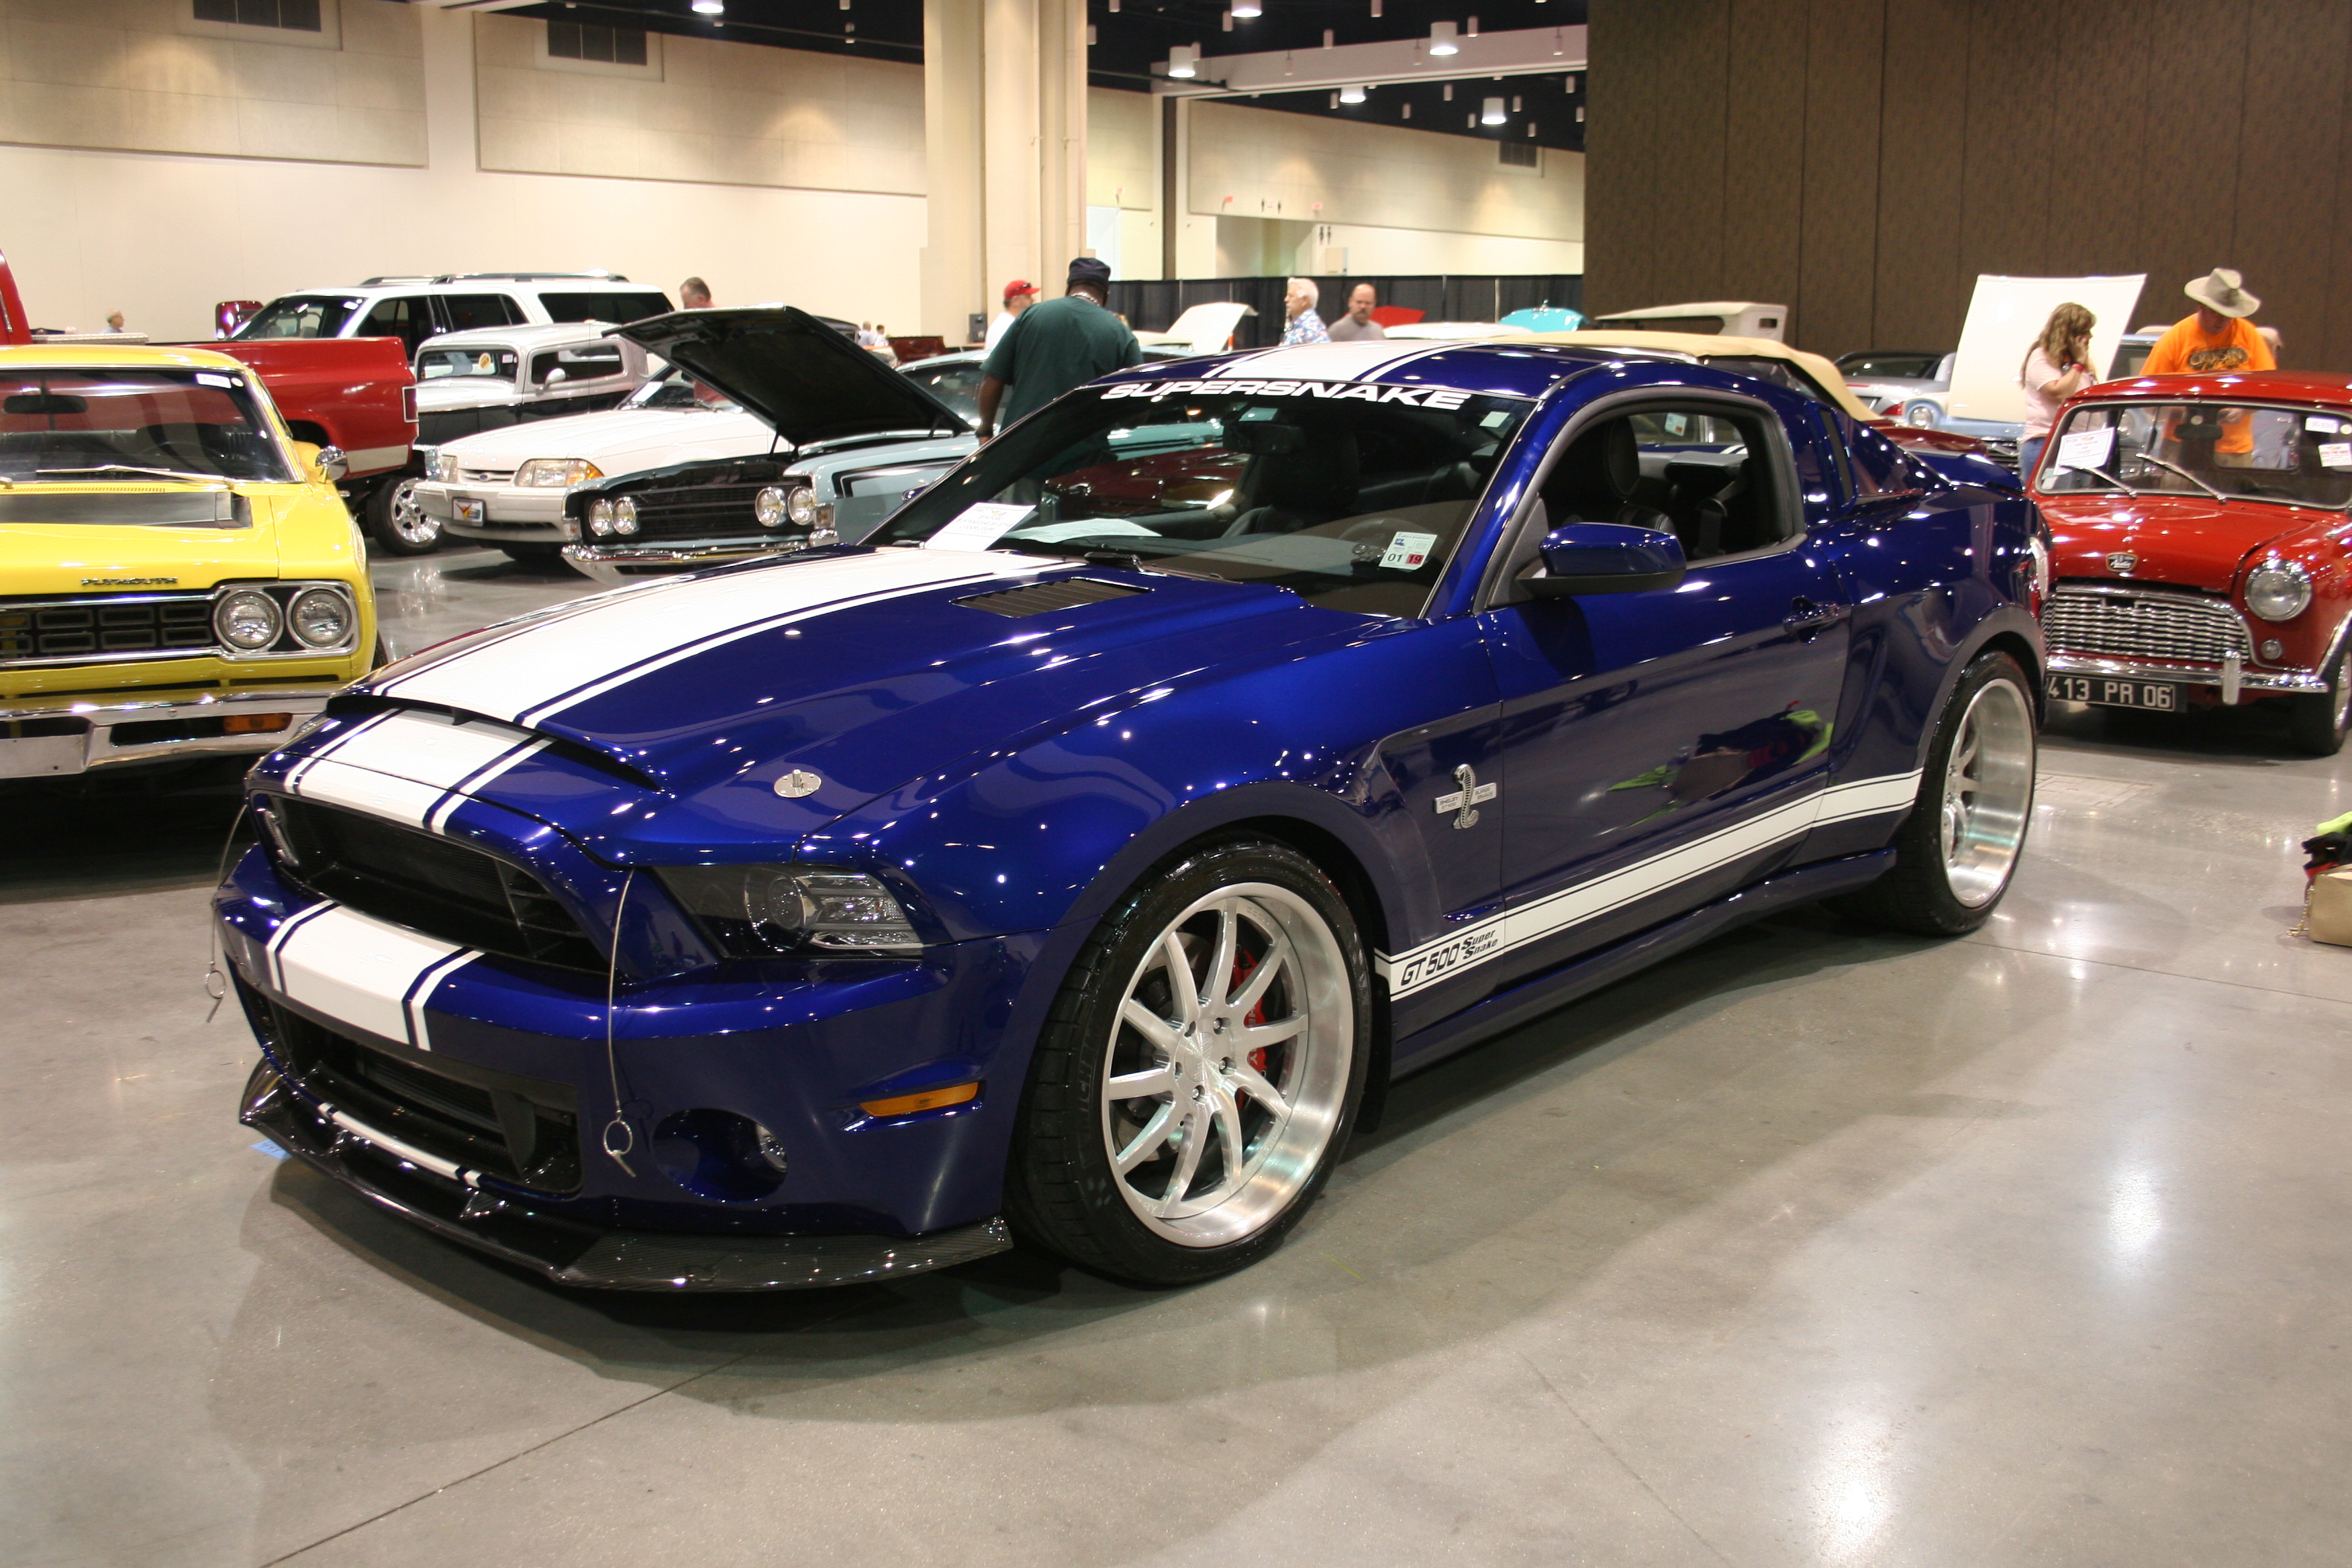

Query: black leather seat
left=1225, top=436, right=1361, bottom=536
left=1541, top=418, right=1675, bottom=538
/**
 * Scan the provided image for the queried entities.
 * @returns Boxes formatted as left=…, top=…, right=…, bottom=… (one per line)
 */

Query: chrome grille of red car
left=2043, top=583, right=2251, bottom=668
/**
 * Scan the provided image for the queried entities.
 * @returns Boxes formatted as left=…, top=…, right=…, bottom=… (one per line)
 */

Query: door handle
left=1785, top=597, right=1851, bottom=638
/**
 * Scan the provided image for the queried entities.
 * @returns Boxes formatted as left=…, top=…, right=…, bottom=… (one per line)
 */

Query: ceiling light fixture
left=1481, top=96, right=1506, bottom=125
left=1400, top=101, right=1410, bottom=117
left=1442, top=83, right=1454, bottom=101
left=1322, top=28, right=1334, bottom=46
left=1467, top=15, right=1479, bottom=36
left=1232, top=0, right=1261, bottom=15
left=1428, top=21, right=1458, bottom=55
left=1222, top=9, right=1234, bottom=30
left=1167, top=44, right=1198, bottom=79
left=691, top=0, right=721, bottom=13
left=1340, top=83, right=1366, bottom=103
left=1371, top=0, right=1382, bottom=13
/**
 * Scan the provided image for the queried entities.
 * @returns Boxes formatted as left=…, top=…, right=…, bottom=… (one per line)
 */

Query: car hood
left=351, top=546, right=1339, bottom=860
left=618, top=306, right=970, bottom=449
left=2041, top=492, right=2349, bottom=585
left=0, top=484, right=291, bottom=587
left=434, top=406, right=779, bottom=473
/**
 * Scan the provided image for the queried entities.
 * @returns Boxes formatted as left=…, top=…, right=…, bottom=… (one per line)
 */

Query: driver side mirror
left=1523, top=522, right=1685, bottom=597
left=542, top=366, right=568, bottom=387
left=294, top=442, right=348, bottom=482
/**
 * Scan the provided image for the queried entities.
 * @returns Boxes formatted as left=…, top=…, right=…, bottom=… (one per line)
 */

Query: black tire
left=497, top=543, right=565, bottom=564
left=364, top=476, right=441, bottom=556
left=1832, top=650, right=2038, bottom=936
left=1006, top=838, right=1372, bottom=1287
left=2288, top=646, right=2351, bottom=756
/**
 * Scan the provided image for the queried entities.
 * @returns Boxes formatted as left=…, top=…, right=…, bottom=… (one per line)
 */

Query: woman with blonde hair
left=2020, top=302, right=2098, bottom=478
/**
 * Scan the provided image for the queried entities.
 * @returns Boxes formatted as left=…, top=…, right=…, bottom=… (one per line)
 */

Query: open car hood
left=617, top=306, right=970, bottom=448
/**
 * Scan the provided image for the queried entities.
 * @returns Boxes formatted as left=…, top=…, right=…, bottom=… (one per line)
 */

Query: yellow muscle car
left=1, top=344, right=377, bottom=780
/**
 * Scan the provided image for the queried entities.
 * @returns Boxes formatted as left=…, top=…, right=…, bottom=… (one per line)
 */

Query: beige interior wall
left=0, top=6, right=924, bottom=340
left=473, top=12, right=920, bottom=193
left=1085, top=86, right=1152, bottom=210
left=0, top=0, right=425, bottom=165
left=1187, top=99, right=1583, bottom=273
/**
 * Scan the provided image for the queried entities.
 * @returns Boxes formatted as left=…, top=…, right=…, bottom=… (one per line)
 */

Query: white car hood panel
left=430, top=407, right=782, bottom=479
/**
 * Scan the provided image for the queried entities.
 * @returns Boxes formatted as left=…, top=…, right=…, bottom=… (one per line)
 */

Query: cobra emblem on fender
left=1433, top=763, right=1498, bottom=830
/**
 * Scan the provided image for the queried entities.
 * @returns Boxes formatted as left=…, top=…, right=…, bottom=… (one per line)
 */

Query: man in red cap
left=985, top=279, right=1038, bottom=352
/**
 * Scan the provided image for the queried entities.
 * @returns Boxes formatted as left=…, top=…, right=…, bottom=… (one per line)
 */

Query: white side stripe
left=272, top=905, right=474, bottom=1050
left=1378, top=770, right=1922, bottom=997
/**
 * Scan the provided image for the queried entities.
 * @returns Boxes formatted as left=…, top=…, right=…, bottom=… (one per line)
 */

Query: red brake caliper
left=1230, top=948, right=1269, bottom=1077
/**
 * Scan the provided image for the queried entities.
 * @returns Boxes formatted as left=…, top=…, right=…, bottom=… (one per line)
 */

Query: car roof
left=2077, top=369, right=2352, bottom=407
left=1506, top=329, right=1879, bottom=422
left=287, top=276, right=647, bottom=295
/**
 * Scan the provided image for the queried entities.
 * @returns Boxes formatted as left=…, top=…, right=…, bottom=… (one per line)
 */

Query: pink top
left=2020, top=345, right=2076, bottom=439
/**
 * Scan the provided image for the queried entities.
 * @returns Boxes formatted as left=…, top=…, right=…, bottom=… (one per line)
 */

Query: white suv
left=229, top=273, right=675, bottom=358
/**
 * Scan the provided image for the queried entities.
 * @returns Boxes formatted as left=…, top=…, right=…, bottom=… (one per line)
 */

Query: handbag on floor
left=2304, top=869, right=2352, bottom=948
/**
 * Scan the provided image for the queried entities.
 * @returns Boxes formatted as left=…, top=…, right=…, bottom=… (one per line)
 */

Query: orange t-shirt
left=2141, top=314, right=2275, bottom=452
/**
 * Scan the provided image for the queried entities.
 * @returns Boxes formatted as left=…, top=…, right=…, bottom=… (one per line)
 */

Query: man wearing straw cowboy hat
left=2143, top=268, right=2275, bottom=464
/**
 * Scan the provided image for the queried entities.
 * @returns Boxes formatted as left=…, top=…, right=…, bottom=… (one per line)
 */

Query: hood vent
left=954, top=579, right=1148, bottom=619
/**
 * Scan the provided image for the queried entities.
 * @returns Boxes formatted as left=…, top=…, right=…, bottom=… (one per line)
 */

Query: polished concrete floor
left=6, top=548, right=2350, bottom=1567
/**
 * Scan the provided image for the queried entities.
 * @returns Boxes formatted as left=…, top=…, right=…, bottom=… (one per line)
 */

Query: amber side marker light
left=223, top=713, right=295, bottom=734
left=859, top=1082, right=980, bottom=1118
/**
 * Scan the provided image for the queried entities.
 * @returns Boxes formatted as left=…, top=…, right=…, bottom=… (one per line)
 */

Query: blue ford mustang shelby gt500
left=217, top=333, right=2047, bottom=1290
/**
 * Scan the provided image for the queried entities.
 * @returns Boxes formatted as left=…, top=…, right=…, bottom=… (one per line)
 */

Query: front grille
left=2044, top=584, right=2252, bottom=668
left=0, top=594, right=213, bottom=661
left=250, top=988, right=581, bottom=1191
left=268, top=795, right=605, bottom=971
left=459, top=464, right=516, bottom=484
left=627, top=483, right=771, bottom=543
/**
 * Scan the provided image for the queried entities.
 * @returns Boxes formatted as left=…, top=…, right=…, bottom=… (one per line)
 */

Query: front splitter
left=241, top=1061, right=1014, bottom=1291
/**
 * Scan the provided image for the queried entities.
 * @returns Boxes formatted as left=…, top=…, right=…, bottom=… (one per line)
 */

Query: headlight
left=514, top=458, right=603, bottom=488
left=213, top=589, right=283, bottom=652
left=612, top=495, right=639, bottom=536
left=424, top=448, right=453, bottom=482
left=587, top=497, right=615, bottom=536
left=787, top=486, right=821, bottom=527
left=287, top=587, right=354, bottom=649
left=658, top=864, right=922, bottom=956
left=2245, top=559, right=2312, bottom=622
left=754, top=486, right=789, bottom=528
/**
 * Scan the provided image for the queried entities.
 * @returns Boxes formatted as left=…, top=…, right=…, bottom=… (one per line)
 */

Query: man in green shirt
left=975, top=257, right=1141, bottom=439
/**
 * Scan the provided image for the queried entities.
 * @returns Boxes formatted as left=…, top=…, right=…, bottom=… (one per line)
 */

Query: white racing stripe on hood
left=379, top=549, right=1046, bottom=728
left=1208, top=340, right=1453, bottom=383
left=266, top=903, right=475, bottom=1051
left=285, top=709, right=547, bottom=831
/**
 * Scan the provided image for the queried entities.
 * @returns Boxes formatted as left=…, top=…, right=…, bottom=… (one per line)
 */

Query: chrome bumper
left=562, top=540, right=782, bottom=586
left=2046, top=651, right=2326, bottom=700
left=417, top=482, right=575, bottom=544
left=0, top=685, right=336, bottom=779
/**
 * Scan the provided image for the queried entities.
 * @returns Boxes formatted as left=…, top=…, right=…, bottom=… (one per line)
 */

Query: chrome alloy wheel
left=386, top=479, right=438, bottom=548
left=1939, top=676, right=2036, bottom=907
left=1100, top=883, right=1353, bottom=1248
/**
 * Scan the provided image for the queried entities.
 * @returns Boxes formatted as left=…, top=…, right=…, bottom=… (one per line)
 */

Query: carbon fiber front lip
left=240, top=1061, right=1014, bottom=1291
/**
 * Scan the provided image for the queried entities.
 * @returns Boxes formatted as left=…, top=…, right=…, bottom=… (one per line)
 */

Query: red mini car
left=2030, top=369, right=2352, bottom=754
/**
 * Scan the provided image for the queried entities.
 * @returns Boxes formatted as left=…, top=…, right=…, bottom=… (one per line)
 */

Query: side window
left=357, top=296, right=432, bottom=354
left=1541, top=403, right=1794, bottom=563
left=442, top=294, right=523, bottom=332
left=531, top=344, right=626, bottom=387
left=1805, top=406, right=1855, bottom=516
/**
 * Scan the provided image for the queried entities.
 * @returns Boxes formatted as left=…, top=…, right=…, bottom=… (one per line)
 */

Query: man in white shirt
left=985, top=281, right=1039, bottom=351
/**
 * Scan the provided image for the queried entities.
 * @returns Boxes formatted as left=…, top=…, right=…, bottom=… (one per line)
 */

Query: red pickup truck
left=0, top=252, right=422, bottom=552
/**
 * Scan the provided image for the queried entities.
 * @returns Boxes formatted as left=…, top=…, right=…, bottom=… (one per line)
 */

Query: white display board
left=1944, top=273, right=2148, bottom=425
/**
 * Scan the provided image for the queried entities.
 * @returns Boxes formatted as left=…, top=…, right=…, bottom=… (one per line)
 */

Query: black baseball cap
left=1067, top=256, right=1112, bottom=287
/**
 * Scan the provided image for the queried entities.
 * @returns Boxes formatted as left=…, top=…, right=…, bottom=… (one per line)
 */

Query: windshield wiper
left=36, top=464, right=225, bottom=485
left=2069, top=465, right=2143, bottom=497
left=2131, top=452, right=2228, bottom=501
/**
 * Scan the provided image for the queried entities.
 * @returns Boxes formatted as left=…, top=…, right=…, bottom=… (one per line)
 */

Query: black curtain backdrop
left=1104, top=275, right=1585, bottom=349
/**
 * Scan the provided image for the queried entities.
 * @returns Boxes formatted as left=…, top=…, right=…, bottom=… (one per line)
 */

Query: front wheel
left=2288, top=646, right=2351, bottom=756
left=1006, top=838, right=1371, bottom=1287
left=1833, top=650, right=2038, bottom=936
left=365, top=477, right=441, bottom=556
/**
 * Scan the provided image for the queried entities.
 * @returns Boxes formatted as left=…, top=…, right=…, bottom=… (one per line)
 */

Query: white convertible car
left=413, top=367, right=779, bottom=561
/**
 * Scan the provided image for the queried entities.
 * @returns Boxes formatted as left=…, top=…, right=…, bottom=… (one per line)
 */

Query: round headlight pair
left=754, top=485, right=820, bottom=530
left=2245, top=558, right=2313, bottom=622
left=213, top=587, right=350, bottom=653
left=586, top=496, right=640, bottom=538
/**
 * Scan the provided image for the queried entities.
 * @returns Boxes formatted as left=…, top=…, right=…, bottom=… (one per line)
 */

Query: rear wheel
left=2288, top=646, right=2351, bottom=756
left=1007, top=838, right=1370, bottom=1287
left=1833, top=650, right=2037, bottom=936
left=365, top=477, right=440, bottom=556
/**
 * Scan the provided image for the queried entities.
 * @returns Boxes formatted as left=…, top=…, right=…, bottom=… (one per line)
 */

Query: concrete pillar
left=921, top=0, right=1089, bottom=346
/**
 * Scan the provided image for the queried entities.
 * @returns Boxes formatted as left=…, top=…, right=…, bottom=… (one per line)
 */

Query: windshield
left=1837, top=352, right=1944, bottom=381
left=418, top=346, right=520, bottom=382
left=0, top=368, right=293, bottom=483
left=622, top=366, right=740, bottom=412
left=871, top=378, right=1530, bottom=617
left=234, top=295, right=364, bottom=340
left=2039, top=401, right=2352, bottom=509
left=903, top=360, right=983, bottom=423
